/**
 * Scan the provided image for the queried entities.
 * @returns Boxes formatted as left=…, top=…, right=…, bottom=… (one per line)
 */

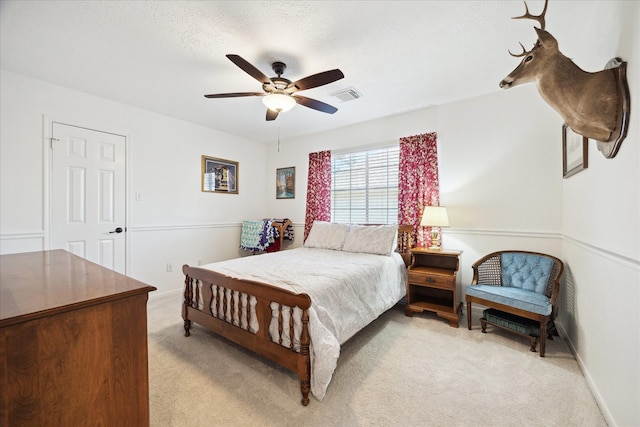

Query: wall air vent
left=330, top=87, right=363, bottom=103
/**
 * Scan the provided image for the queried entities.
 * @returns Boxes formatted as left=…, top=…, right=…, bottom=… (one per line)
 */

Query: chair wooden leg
left=466, top=300, right=472, bottom=330
left=539, top=318, right=547, bottom=357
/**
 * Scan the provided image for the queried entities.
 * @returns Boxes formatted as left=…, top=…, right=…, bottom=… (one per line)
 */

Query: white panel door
left=51, top=123, right=126, bottom=273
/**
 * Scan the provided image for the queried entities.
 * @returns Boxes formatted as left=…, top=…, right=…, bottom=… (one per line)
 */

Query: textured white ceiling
left=0, top=1, right=604, bottom=143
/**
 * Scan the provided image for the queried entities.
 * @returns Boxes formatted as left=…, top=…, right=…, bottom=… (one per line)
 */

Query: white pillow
left=303, top=221, right=350, bottom=250
left=341, top=224, right=398, bottom=256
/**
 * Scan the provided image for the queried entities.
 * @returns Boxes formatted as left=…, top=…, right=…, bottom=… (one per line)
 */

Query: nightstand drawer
left=408, top=272, right=454, bottom=289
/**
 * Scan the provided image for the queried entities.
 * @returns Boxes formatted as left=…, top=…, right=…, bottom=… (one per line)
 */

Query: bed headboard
left=397, top=224, right=413, bottom=266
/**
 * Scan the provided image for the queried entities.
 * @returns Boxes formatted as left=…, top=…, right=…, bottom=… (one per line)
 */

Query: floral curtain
left=304, top=150, right=332, bottom=241
left=398, top=132, right=440, bottom=247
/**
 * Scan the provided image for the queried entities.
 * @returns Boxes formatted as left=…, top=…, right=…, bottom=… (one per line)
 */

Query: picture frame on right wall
left=562, top=124, right=588, bottom=178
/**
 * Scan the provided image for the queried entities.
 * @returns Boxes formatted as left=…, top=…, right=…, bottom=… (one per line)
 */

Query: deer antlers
left=512, top=0, right=548, bottom=30
left=509, top=42, right=535, bottom=58
left=509, top=0, right=548, bottom=57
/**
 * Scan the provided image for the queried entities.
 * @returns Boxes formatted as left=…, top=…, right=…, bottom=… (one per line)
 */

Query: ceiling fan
left=205, top=54, right=345, bottom=121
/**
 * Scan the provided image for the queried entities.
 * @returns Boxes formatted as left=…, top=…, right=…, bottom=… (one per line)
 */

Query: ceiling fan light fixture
left=262, top=93, right=296, bottom=113
left=205, top=55, right=343, bottom=121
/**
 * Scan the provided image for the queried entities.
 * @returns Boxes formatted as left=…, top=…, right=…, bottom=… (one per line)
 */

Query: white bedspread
left=201, top=247, right=406, bottom=400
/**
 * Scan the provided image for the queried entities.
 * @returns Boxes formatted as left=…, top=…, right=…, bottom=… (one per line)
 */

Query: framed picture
left=562, top=124, right=588, bottom=178
left=276, top=166, right=295, bottom=199
left=202, top=156, right=238, bottom=194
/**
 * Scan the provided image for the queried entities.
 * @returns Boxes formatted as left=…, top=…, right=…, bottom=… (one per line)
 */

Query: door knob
left=109, top=227, right=124, bottom=234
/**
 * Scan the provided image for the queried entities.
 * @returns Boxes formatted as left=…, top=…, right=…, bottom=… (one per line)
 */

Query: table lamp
left=420, top=206, right=449, bottom=250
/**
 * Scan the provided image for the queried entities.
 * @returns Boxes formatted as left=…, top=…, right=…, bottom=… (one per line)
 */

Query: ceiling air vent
left=331, top=87, right=362, bottom=103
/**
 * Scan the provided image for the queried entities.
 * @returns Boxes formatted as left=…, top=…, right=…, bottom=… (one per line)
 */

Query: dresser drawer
left=408, top=271, right=454, bottom=289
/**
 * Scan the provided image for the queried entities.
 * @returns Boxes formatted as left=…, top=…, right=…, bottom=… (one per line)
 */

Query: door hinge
left=50, top=137, right=59, bottom=149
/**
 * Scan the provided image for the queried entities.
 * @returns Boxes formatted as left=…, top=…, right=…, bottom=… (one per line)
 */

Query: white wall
left=0, top=70, right=270, bottom=295
left=437, top=87, right=564, bottom=285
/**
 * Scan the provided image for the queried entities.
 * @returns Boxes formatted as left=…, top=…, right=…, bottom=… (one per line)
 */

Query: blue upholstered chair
left=465, top=251, right=564, bottom=357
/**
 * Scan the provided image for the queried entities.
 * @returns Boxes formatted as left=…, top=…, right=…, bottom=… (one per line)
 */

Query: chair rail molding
left=562, top=234, right=639, bottom=270
left=446, top=227, right=561, bottom=240
left=0, top=231, right=46, bottom=240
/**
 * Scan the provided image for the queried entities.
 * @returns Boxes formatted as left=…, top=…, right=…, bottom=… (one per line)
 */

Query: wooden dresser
left=0, top=250, right=156, bottom=426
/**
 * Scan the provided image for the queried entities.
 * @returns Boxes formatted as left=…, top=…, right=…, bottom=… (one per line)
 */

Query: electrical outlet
left=166, top=263, right=173, bottom=272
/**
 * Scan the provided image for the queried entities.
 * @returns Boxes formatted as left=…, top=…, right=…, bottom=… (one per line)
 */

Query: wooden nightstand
left=405, top=248, right=463, bottom=327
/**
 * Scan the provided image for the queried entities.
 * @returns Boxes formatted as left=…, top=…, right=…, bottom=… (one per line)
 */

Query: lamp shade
left=420, top=206, right=449, bottom=227
left=262, top=93, right=296, bottom=112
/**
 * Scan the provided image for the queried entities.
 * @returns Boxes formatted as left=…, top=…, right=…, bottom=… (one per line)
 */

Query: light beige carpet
left=147, top=291, right=607, bottom=427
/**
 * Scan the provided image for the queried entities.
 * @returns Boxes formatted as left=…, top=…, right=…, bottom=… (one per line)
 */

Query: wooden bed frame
left=182, top=224, right=412, bottom=405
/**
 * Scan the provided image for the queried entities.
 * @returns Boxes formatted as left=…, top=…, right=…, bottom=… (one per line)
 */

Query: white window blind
left=331, top=145, right=399, bottom=224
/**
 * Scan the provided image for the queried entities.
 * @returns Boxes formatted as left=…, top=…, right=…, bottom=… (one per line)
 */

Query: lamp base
left=429, top=231, right=441, bottom=250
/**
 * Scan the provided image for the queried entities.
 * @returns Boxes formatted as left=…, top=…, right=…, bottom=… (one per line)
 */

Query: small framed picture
left=202, top=156, right=238, bottom=194
left=276, top=167, right=295, bottom=199
left=562, top=124, right=588, bottom=178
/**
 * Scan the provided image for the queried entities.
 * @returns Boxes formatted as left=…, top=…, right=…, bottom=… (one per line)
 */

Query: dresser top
left=1, top=250, right=156, bottom=326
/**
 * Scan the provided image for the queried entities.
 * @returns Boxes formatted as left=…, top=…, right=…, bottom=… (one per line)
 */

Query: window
left=331, top=145, right=399, bottom=224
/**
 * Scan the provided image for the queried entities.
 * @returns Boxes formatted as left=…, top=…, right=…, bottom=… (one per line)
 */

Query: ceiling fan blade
left=266, top=109, right=279, bottom=121
left=204, top=92, right=264, bottom=98
left=288, top=69, right=344, bottom=92
left=226, top=54, right=273, bottom=85
left=293, top=95, right=338, bottom=114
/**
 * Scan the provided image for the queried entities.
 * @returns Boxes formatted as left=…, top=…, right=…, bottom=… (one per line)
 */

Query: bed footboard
left=182, top=264, right=312, bottom=406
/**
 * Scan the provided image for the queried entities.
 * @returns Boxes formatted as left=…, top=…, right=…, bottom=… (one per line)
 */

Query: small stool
left=481, top=308, right=556, bottom=353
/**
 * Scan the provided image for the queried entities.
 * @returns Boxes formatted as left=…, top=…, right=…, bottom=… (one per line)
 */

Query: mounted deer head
left=500, top=0, right=630, bottom=158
